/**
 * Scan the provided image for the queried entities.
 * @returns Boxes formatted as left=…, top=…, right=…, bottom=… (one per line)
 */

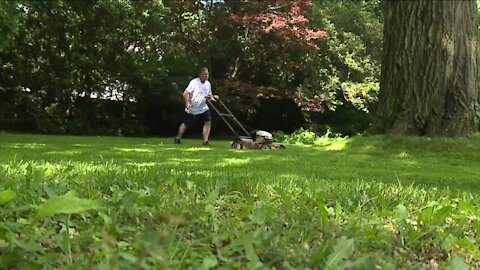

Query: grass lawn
left=1, top=132, right=480, bottom=269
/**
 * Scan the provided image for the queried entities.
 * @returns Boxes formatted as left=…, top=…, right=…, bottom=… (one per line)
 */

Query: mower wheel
left=260, top=144, right=271, bottom=150
left=231, top=142, right=242, bottom=150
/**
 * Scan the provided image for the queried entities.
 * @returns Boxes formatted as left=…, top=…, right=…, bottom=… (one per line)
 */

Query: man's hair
left=199, top=67, right=209, bottom=74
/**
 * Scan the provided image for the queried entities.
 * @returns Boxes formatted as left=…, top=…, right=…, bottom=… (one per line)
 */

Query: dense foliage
left=0, top=0, right=383, bottom=136
left=0, top=1, right=21, bottom=52
left=0, top=0, right=177, bottom=135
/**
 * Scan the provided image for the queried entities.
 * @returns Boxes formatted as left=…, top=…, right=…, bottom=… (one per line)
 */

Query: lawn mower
left=207, top=98, right=285, bottom=150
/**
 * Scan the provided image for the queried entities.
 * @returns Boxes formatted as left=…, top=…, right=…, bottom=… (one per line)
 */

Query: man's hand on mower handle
left=185, top=102, right=192, bottom=111
left=207, top=95, right=219, bottom=101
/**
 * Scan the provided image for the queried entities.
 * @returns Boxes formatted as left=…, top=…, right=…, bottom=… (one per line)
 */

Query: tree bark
left=372, top=0, right=478, bottom=137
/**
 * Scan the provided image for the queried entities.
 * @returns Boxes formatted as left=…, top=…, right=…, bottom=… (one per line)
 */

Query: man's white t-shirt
left=186, top=78, right=212, bottom=115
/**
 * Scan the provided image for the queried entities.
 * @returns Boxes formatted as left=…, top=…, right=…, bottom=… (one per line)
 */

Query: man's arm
left=182, top=90, right=192, bottom=109
left=206, top=83, right=218, bottom=101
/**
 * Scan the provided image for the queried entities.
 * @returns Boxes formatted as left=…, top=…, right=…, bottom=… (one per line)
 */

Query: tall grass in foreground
left=0, top=133, right=479, bottom=269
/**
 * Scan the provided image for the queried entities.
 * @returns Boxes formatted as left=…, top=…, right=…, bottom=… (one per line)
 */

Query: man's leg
left=201, top=110, right=212, bottom=145
left=202, top=121, right=211, bottom=144
left=176, top=123, right=188, bottom=140
left=175, top=113, right=195, bottom=144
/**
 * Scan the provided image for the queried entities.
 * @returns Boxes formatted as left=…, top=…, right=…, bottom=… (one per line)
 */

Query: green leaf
left=394, top=204, right=408, bottom=222
left=0, top=190, right=17, bottom=205
left=186, top=181, right=195, bottom=190
left=43, top=185, right=56, bottom=198
left=118, top=191, right=139, bottom=215
left=206, top=189, right=219, bottom=204
left=34, top=190, right=103, bottom=221
left=201, top=256, right=218, bottom=269
left=251, top=207, right=267, bottom=225
left=420, top=206, right=434, bottom=223
left=458, top=200, right=475, bottom=213
left=325, top=238, right=354, bottom=269
left=119, top=252, right=138, bottom=263
left=245, top=242, right=261, bottom=265
left=444, top=256, right=469, bottom=270
left=13, top=238, right=43, bottom=252
left=342, top=255, right=376, bottom=270
left=319, top=205, right=329, bottom=222
left=432, top=205, right=452, bottom=224
left=335, top=201, right=343, bottom=218
left=205, top=203, right=216, bottom=215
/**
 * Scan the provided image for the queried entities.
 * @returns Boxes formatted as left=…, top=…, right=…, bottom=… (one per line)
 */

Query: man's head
left=198, top=67, right=209, bottom=83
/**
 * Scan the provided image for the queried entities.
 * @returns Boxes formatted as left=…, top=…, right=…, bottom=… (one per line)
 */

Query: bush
left=275, top=128, right=317, bottom=145
left=272, top=130, right=287, bottom=143
left=277, top=128, right=348, bottom=146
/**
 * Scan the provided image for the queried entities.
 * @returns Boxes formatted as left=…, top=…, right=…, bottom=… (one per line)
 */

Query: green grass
left=1, top=132, right=480, bottom=269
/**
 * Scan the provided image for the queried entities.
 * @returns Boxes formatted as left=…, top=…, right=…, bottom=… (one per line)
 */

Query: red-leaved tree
left=217, top=0, right=327, bottom=112
left=167, top=0, right=327, bottom=114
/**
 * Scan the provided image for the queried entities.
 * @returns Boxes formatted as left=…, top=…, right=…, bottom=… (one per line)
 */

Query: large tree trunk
left=372, top=0, right=478, bottom=137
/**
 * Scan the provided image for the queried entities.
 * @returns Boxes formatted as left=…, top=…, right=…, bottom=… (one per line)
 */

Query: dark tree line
left=1, top=0, right=477, bottom=137
left=0, top=0, right=385, bottom=136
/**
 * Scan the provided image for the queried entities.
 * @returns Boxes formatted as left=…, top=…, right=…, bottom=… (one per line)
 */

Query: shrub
left=278, top=128, right=348, bottom=146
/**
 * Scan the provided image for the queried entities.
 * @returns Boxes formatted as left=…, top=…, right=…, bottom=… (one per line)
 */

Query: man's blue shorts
left=182, top=110, right=211, bottom=127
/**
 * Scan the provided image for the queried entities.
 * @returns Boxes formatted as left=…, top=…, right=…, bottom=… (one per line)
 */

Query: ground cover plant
left=1, top=132, right=480, bottom=269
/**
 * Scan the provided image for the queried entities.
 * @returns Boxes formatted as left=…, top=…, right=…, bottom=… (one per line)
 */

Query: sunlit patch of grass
left=162, top=147, right=182, bottom=151
left=324, top=139, right=349, bottom=151
left=45, top=150, right=82, bottom=156
left=3, top=143, right=47, bottom=149
left=167, top=158, right=202, bottom=164
left=216, top=158, right=251, bottom=167
left=125, top=162, right=157, bottom=168
left=276, top=173, right=303, bottom=181
left=183, top=147, right=214, bottom=152
left=185, top=170, right=216, bottom=177
left=112, top=147, right=154, bottom=153
left=395, top=151, right=410, bottom=159
left=72, top=144, right=89, bottom=147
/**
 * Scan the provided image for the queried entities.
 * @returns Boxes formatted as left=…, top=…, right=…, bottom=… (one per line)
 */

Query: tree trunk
left=372, top=0, right=478, bottom=137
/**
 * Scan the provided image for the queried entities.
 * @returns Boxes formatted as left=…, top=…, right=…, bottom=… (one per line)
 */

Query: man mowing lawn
left=174, top=67, right=219, bottom=146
